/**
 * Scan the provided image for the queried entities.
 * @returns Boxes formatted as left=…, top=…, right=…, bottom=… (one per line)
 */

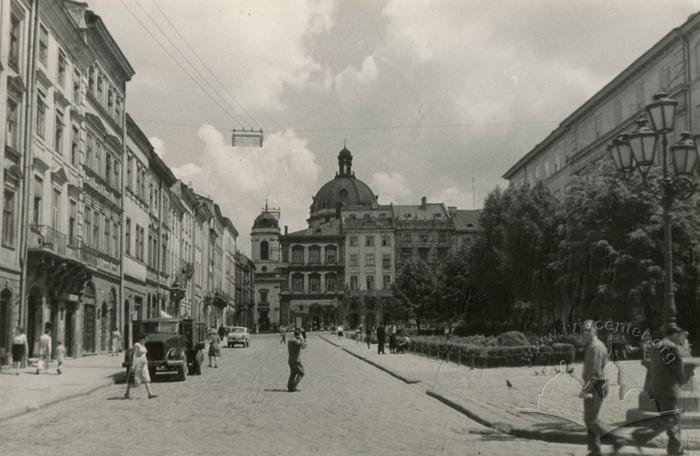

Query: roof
left=393, top=202, right=449, bottom=221
left=284, top=220, right=342, bottom=238
left=310, top=175, right=377, bottom=215
left=252, top=210, right=279, bottom=230
left=452, top=209, right=481, bottom=232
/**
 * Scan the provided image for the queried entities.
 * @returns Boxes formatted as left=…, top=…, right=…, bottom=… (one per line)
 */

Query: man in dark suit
left=632, top=325, right=689, bottom=455
left=287, top=329, right=306, bottom=392
left=376, top=323, right=386, bottom=355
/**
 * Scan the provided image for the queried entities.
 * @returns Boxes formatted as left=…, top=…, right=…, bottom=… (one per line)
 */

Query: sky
left=88, top=0, right=700, bottom=255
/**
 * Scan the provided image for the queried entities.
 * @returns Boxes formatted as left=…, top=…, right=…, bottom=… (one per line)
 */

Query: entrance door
left=100, top=302, right=108, bottom=352
left=83, top=304, right=95, bottom=353
left=65, top=307, right=75, bottom=357
left=27, top=289, right=42, bottom=357
left=123, top=300, right=130, bottom=351
left=0, top=289, right=11, bottom=356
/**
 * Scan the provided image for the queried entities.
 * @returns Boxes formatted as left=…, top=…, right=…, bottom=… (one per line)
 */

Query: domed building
left=251, top=202, right=283, bottom=331
left=308, top=147, right=378, bottom=226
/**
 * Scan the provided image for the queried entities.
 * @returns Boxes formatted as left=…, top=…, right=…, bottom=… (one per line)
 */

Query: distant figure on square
left=55, top=341, right=66, bottom=375
left=376, top=323, right=386, bottom=355
left=632, top=325, right=690, bottom=456
left=11, top=326, right=28, bottom=375
left=387, top=322, right=397, bottom=353
left=287, top=328, right=306, bottom=392
left=111, top=329, right=122, bottom=356
left=124, top=335, right=157, bottom=400
left=218, top=325, right=226, bottom=343
left=280, top=326, right=287, bottom=344
left=36, top=328, right=52, bottom=375
left=336, top=325, right=344, bottom=338
left=396, top=331, right=409, bottom=354
left=580, top=320, right=623, bottom=456
left=208, top=331, right=221, bottom=368
left=365, top=325, right=372, bottom=349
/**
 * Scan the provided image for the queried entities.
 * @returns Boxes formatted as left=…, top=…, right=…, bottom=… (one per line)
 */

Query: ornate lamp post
left=608, top=91, right=698, bottom=333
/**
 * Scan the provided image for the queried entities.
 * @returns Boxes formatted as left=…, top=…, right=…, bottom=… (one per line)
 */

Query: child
left=55, top=341, right=66, bottom=375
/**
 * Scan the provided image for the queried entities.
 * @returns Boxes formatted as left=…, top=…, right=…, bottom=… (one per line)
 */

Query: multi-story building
left=503, top=12, right=700, bottom=193
left=0, top=0, right=34, bottom=357
left=341, top=205, right=395, bottom=328
left=235, top=251, right=255, bottom=327
left=393, top=198, right=453, bottom=274
left=448, top=208, right=481, bottom=252
left=250, top=203, right=283, bottom=330
left=222, top=216, right=238, bottom=325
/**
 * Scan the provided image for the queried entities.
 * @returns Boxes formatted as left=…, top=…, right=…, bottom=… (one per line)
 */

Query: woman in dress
left=208, top=331, right=220, bottom=368
left=124, top=335, right=157, bottom=400
left=11, top=327, right=28, bottom=375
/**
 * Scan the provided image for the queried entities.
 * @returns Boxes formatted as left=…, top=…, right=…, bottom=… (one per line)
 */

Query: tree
left=436, top=243, right=472, bottom=322
left=392, top=259, right=437, bottom=331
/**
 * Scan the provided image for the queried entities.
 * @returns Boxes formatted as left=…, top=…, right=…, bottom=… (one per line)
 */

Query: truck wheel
left=177, top=364, right=187, bottom=382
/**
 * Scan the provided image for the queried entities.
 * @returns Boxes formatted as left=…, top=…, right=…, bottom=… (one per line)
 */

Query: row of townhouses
left=249, top=148, right=481, bottom=331
left=0, top=0, right=253, bottom=361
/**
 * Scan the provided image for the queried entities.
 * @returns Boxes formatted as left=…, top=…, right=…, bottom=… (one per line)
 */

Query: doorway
left=0, top=289, right=11, bottom=357
left=27, top=288, right=42, bottom=357
left=65, top=305, right=75, bottom=357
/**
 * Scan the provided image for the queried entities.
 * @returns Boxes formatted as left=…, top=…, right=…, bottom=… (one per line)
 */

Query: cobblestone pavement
left=328, top=334, right=698, bottom=453
left=0, top=333, right=619, bottom=456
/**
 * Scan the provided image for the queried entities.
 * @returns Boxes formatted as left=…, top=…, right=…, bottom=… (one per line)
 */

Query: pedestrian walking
left=111, top=329, right=122, bottom=356
left=580, top=321, right=623, bottom=456
left=365, top=325, right=372, bottom=349
left=376, top=323, right=386, bottom=355
left=287, top=328, right=306, bottom=392
left=208, top=331, right=221, bottom=368
left=55, top=340, right=66, bottom=375
left=631, top=325, right=690, bottom=455
left=301, top=327, right=307, bottom=340
left=218, top=325, right=227, bottom=343
left=336, top=325, right=344, bottom=338
left=355, top=325, right=363, bottom=344
left=35, top=327, right=52, bottom=375
left=387, top=322, right=397, bottom=353
left=280, top=326, right=287, bottom=344
left=124, top=335, right=157, bottom=400
left=11, top=326, right=28, bottom=375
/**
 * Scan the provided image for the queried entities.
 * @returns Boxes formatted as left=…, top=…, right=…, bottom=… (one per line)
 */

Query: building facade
left=250, top=204, right=283, bottom=330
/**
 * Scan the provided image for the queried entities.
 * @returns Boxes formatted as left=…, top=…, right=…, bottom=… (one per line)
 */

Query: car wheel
left=245, top=341, right=249, bottom=347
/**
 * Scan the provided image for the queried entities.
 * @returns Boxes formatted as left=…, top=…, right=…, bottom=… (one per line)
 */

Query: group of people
left=581, top=320, right=690, bottom=456
left=9, top=326, right=66, bottom=376
left=344, top=322, right=410, bottom=354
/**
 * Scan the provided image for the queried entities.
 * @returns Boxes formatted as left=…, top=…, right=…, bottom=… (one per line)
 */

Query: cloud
left=334, top=55, right=379, bottom=105
left=371, top=171, right=412, bottom=203
left=150, top=136, right=166, bottom=158
left=172, top=163, right=202, bottom=179
left=429, top=185, right=473, bottom=209
left=179, top=125, right=322, bottom=251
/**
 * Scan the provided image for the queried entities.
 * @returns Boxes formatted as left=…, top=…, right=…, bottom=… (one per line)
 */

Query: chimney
left=420, top=196, right=427, bottom=209
left=448, top=206, right=457, bottom=216
left=284, top=225, right=288, bottom=235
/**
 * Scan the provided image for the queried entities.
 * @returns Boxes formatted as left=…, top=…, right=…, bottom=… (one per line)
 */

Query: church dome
left=253, top=210, right=279, bottom=230
left=309, top=147, right=378, bottom=221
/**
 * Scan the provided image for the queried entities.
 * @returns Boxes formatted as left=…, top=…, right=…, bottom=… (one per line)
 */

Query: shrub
left=496, top=331, right=530, bottom=347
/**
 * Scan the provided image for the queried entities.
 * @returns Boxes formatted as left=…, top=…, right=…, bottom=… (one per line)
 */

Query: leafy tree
left=391, top=259, right=437, bottom=331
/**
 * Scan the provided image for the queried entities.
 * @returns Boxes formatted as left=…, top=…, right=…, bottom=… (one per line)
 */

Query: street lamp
left=607, top=91, right=699, bottom=333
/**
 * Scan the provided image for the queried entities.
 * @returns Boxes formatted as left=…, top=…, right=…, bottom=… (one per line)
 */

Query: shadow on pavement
left=263, top=388, right=291, bottom=393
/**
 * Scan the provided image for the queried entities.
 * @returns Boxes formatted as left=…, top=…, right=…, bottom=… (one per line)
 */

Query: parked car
left=227, top=326, right=250, bottom=348
left=123, top=318, right=206, bottom=381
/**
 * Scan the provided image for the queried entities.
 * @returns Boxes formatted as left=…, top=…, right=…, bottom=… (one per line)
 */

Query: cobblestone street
left=0, top=334, right=606, bottom=456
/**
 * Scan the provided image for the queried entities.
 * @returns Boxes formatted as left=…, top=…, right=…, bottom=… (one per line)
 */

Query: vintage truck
left=123, top=318, right=207, bottom=381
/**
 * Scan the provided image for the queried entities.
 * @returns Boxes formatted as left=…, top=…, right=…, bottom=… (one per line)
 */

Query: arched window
left=291, top=274, right=304, bottom=292
left=308, top=273, right=321, bottom=292
left=260, top=240, right=269, bottom=260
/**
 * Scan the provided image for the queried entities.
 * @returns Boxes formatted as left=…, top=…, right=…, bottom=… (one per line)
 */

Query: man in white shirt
left=36, top=328, right=52, bottom=375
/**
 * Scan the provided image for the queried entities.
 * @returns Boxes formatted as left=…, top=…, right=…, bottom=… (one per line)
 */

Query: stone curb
left=319, top=335, right=421, bottom=384
left=0, top=373, right=123, bottom=424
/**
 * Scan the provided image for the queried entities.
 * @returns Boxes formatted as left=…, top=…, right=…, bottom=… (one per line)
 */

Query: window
left=36, top=94, right=47, bottom=139
left=349, top=275, right=358, bottom=290
left=54, top=110, right=64, bottom=155
left=125, top=218, right=131, bottom=255
left=437, top=247, right=449, bottom=260
left=349, top=235, right=358, bottom=247
left=68, top=200, right=77, bottom=244
left=401, top=248, right=412, bottom=261
left=365, top=254, right=375, bottom=266
left=366, top=275, right=374, bottom=290
left=115, top=97, right=122, bottom=121
left=88, top=66, right=95, bottom=93
left=418, top=248, right=429, bottom=262
left=291, top=274, right=304, bottom=292
left=97, top=75, right=103, bottom=101
left=70, top=125, right=79, bottom=165
left=85, top=134, right=94, bottom=169
left=6, top=98, right=19, bottom=150
left=73, top=69, right=81, bottom=103
left=57, top=50, right=67, bottom=87
left=137, top=226, right=145, bottom=261
left=9, top=14, right=21, bottom=70
left=38, top=25, right=48, bottom=66
left=105, top=154, right=112, bottom=187
left=292, top=246, right=304, bottom=264
left=349, top=254, right=358, bottom=266
left=365, top=235, right=374, bottom=247
left=325, top=246, right=337, bottom=264
left=2, top=190, right=16, bottom=246
left=309, top=274, right=320, bottom=292
left=259, top=289, right=269, bottom=304
left=32, top=177, right=43, bottom=225
left=308, top=246, right=320, bottom=264
left=382, top=254, right=391, bottom=270
left=402, top=232, right=411, bottom=243
left=51, top=189, right=61, bottom=229
left=92, top=211, right=99, bottom=250
left=85, top=207, right=92, bottom=246
left=383, top=275, right=391, bottom=290
left=260, top=240, right=269, bottom=260
left=381, top=234, right=391, bottom=247
left=438, top=231, right=448, bottom=243
left=95, top=143, right=102, bottom=176
left=326, top=274, right=337, bottom=292
left=419, top=232, right=429, bottom=243
left=114, top=222, right=119, bottom=258
left=107, top=90, right=114, bottom=115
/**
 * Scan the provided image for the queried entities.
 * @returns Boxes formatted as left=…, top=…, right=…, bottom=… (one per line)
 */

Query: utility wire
left=119, top=0, right=244, bottom=124
left=132, top=0, right=249, bottom=127
left=149, top=0, right=262, bottom=129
